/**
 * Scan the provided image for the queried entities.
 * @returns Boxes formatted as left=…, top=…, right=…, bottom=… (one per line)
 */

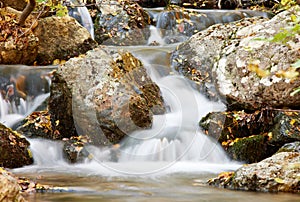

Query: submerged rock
left=49, top=47, right=165, bottom=145
left=34, top=15, right=97, bottom=65
left=200, top=109, right=300, bottom=163
left=208, top=152, right=300, bottom=193
left=94, top=0, right=151, bottom=45
left=0, top=168, right=27, bottom=202
left=0, top=123, right=33, bottom=168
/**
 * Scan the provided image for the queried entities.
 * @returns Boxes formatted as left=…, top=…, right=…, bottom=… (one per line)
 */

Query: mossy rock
left=225, top=134, right=270, bottom=163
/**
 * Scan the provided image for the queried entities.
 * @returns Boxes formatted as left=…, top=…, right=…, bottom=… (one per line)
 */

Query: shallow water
left=15, top=171, right=300, bottom=202
left=4, top=8, right=298, bottom=202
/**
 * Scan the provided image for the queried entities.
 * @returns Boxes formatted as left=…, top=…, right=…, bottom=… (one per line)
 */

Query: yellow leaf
left=55, top=120, right=59, bottom=126
left=290, top=119, right=296, bottom=125
left=274, top=178, right=284, bottom=184
left=291, top=14, right=297, bottom=22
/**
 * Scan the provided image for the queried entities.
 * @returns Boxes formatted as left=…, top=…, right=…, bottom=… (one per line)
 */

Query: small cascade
left=117, top=74, right=227, bottom=163
left=0, top=93, right=50, bottom=127
left=67, top=0, right=95, bottom=39
left=0, top=65, right=53, bottom=127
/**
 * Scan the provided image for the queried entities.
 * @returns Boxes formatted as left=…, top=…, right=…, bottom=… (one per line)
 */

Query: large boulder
left=33, top=15, right=97, bottom=65
left=0, top=168, right=27, bottom=202
left=171, top=17, right=267, bottom=100
left=208, top=152, right=300, bottom=193
left=0, top=8, right=38, bottom=65
left=171, top=8, right=300, bottom=110
left=200, top=109, right=300, bottom=163
left=94, top=0, right=151, bottom=45
left=48, top=47, right=165, bottom=145
left=0, top=123, right=33, bottom=168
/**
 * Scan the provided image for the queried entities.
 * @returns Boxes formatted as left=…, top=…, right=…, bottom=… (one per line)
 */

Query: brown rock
left=0, top=168, right=27, bottom=202
left=0, top=123, right=33, bottom=169
left=33, top=16, right=97, bottom=65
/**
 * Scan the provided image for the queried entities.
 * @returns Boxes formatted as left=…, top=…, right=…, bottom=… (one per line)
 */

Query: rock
left=48, top=72, right=77, bottom=140
left=16, top=111, right=63, bottom=140
left=49, top=47, right=165, bottom=145
left=94, top=0, right=151, bottom=45
left=0, top=168, right=27, bottom=202
left=1, top=0, right=27, bottom=11
left=170, top=16, right=268, bottom=100
left=0, top=123, right=33, bottom=168
left=0, top=8, right=39, bottom=65
left=200, top=109, right=300, bottom=163
left=33, top=15, right=97, bottom=65
left=277, top=142, right=300, bottom=153
left=136, top=0, right=217, bottom=9
left=62, top=136, right=91, bottom=163
left=134, top=0, right=167, bottom=8
left=172, top=8, right=300, bottom=110
left=215, top=9, right=300, bottom=110
left=208, top=152, right=300, bottom=193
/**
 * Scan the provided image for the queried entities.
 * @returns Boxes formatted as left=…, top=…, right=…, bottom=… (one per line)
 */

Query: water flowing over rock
left=0, top=168, right=27, bottom=202
left=0, top=123, right=33, bottom=168
left=34, top=16, right=97, bottom=65
left=94, top=0, right=151, bottom=45
left=155, top=8, right=271, bottom=44
left=208, top=152, right=300, bottom=193
left=200, top=109, right=300, bottom=163
left=277, top=141, right=300, bottom=153
left=171, top=8, right=300, bottom=110
left=48, top=47, right=165, bottom=145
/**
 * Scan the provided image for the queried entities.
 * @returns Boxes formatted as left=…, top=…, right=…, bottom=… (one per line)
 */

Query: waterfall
left=0, top=93, right=50, bottom=128
left=68, top=0, right=95, bottom=39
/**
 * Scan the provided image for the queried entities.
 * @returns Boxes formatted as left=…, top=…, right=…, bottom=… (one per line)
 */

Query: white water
left=0, top=93, right=50, bottom=127
left=68, top=0, right=95, bottom=39
left=13, top=43, right=241, bottom=176
left=9, top=16, right=241, bottom=177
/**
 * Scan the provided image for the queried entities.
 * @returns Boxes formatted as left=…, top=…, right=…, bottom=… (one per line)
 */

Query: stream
left=1, top=5, right=299, bottom=202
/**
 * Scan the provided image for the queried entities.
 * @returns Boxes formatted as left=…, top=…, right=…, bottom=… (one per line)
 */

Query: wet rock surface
left=0, top=123, right=33, bottom=169
left=277, top=141, right=300, bottom=153
left=200, top=109, right=300, bottom=163
left=16, top=111, right=65, bottom=140
left=94, top=0, right=151, bottom=45
left=208, top=152, right=300, bottom=193
left=62, top=136, right=91, bottom=163
left=49, top=46, right=165, bottom=145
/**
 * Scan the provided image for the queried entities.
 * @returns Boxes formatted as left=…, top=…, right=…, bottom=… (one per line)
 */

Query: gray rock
left=208, top=152, right=300, bottom=193
left=94, top=0, right=151, bottom=45
left=171, top=8, right=300, bottom=110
